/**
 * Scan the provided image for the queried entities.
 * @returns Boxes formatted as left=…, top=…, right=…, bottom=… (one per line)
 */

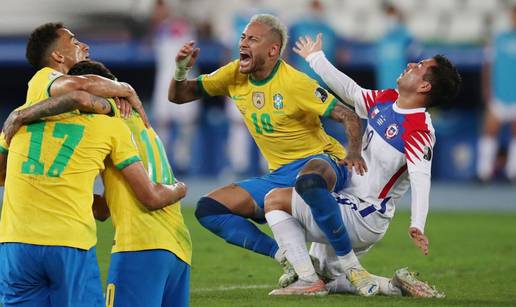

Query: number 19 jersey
left=0, top=114, right=141, bottom=250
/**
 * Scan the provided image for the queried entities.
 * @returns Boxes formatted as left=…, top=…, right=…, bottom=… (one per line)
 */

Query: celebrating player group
left=0, top=12, right=459, bottom=307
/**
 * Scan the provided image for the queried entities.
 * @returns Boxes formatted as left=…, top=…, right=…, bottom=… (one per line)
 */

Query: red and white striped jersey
left=306, top=51, right=434, bottom=233
left=345, top=89, right=435, bottom=228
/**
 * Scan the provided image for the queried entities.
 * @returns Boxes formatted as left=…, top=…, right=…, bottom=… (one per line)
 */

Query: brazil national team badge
left=314, top=87, right=328, bottom=103
left=385, top=123, right=399, bottom=139
left=273, top=93, right=284, bottom=110
left=252, top=92, right=265, bottom=109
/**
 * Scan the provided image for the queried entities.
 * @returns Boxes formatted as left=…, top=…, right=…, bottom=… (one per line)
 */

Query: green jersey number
left=140, top=129, right=175, bottom=184
left=21, top=122, right=85, bottom=177
left=251, top=112, right=274, bottom=134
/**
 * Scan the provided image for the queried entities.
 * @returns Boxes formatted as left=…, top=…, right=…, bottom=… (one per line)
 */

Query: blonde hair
left=250, top=14, right=289, bottom=56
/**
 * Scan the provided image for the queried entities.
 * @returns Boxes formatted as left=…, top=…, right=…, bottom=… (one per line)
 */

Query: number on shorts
left=106, top=283, right=116, bottom=307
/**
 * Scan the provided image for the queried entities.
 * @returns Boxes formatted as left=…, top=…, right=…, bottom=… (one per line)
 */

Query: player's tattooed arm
left=2, top=91, right=111, bottom=145
left=330, top=102, right=368, bottom=175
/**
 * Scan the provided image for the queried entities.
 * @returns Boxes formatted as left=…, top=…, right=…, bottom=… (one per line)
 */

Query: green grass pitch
left=95, top=208, right=516, bottom=306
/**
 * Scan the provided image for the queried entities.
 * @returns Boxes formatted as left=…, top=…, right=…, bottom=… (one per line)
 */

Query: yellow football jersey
left=25, top=67, right=63, bottom=107
left=198, top=60, right=346, bottom=171
left=0, top=114, right=140, bottom=250
left=102, top=110, right=192, bottom=265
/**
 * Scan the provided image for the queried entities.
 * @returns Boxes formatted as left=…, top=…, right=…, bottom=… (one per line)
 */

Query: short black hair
left=423, top=54, right=462, bottom=107
left=68, top=60, right=116, bottom=81
left=26, top=22, right=64, bottom=70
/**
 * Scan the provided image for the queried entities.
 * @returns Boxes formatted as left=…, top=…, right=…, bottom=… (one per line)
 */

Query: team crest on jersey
left=385, top=123, right=399, bottom=139
left=370, top=107, right=380, bottom=119
left=314, top=87, right=328, bottom=103
left=252, top=92, right=265, bottom=109
left=423, top=146, right=432, bottom=161
left=273, top=93, right=284, bottom=110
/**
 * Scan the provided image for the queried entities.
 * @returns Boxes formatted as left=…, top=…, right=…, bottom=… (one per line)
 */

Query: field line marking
left=192, top=284, right=274, bottom=293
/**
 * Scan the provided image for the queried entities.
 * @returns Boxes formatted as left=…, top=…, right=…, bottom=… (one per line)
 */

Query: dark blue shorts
left=0, top=243, right=103, bottom=307
left=236, top=153, right=348, bottom=209
left=106, top=250, right=190, bottom=307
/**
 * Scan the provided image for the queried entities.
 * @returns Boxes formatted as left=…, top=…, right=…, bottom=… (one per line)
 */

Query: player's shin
left=265, top=210, right=319, bottom=283
left=195, top=197, right=278, bottom=257
left=294, top=173, right=354, bottom=260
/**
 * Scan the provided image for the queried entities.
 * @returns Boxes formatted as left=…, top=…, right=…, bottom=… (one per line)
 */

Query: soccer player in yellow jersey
left=0, top=22, right=185, bottom=307
left=2, top=60, right=192, bottom=307
left=168, top=13, right=369, bottom=284
left=0, top=110, right=185, bottom=307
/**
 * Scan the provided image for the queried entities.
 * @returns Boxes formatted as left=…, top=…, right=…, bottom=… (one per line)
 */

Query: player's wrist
left=174, top=55, right=192, bottom=81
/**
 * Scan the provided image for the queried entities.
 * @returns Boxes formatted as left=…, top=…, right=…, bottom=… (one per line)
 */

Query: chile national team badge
left=273, top=93, right=284, bottom=110
left=385, top=123, right=399, bottom=139
left=252, top=92, right=265, bottom=109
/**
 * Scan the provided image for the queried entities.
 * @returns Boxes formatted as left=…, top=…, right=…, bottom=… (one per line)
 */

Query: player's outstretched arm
left=92, top=194, right=111, bottom=221
left=120, top=161, right=187, bottom=210
left=330, top=102, right=368, bottom=175
left=295, top=33, right=370, bottom=108
left=2, top=91, right=111, bottom=145
left=51, top=75, right=150, bottom=127
left=168, top=41, right=203, bottom=103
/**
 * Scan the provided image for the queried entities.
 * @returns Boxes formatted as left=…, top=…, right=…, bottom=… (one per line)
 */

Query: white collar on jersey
left=392, top=101, right=426, bottom=114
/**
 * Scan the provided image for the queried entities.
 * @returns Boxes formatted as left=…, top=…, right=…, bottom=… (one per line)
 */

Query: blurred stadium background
left=1, top=0, right=514, bottom=203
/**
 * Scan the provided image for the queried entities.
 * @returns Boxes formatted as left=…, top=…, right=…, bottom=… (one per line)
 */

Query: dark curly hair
left=423, top=54, right=462, bottom=107
left=68, top=60, right=116, bottom=81
left=26, top=22, right=64, bottom=70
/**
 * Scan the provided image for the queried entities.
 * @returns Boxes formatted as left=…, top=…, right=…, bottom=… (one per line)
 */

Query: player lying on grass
left=263, top=33, right=461, bottom=296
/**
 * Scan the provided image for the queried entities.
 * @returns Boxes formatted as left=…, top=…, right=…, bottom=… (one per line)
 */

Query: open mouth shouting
left=239, top=50, right=252, bottom=71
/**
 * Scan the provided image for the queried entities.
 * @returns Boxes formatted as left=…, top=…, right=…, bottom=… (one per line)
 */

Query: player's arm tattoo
left=2, top=91, right=111, bottom=144
left=330, top=102, right=363, bottom=154
left=168, top=79, right=203, bottom=104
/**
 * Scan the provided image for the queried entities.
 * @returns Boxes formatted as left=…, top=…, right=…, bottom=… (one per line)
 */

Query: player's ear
left=269, top=43, right=279, bottom=57
left=50, top=50, right=65, bottom=64
left=418, top=81, right=432, bottom=94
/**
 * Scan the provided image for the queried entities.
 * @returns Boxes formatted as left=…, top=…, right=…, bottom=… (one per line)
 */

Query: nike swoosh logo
left=332, top=225, right=344, bottom=234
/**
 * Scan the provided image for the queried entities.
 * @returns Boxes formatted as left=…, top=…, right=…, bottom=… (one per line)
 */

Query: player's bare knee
left=264, top=188, right=292, bottom=213
left=297, top=159, right=336, bottom=191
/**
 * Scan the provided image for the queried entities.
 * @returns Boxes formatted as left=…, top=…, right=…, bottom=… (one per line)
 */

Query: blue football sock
left=295, top=173, right=352, bottom=256
left=195, top=197, right=279, bottom=258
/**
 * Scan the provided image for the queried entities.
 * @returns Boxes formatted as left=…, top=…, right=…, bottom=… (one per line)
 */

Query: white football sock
left=337, top=250, right=361, bottom=272
left=505, top=138, right=516, bottom=180
left=265, top=210, right=319, bottom=282
left=326, top=275, right=356, bottom=294
left=477, top=136, right=498, bottom=180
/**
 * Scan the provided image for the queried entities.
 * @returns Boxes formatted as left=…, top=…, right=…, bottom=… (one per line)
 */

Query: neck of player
left=251, top=60, right=278, bottom=81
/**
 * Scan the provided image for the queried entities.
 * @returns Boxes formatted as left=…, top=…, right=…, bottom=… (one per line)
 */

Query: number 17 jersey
left=0, top=114, right=140, bottom=250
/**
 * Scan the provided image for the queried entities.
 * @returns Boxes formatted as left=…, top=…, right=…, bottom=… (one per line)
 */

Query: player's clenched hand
left=339, top=152, right=368, bottom=176
left=293, top=33, right=323, bottom=59
left=176, top=41, right=200, bottom=68
left=409, top=227, right=429, bottom=255
left=2, top=109, right=22, bottom=145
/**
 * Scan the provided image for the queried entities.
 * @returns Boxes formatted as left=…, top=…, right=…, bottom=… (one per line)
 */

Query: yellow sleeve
left=0, top=133, right=8, bottom=153
left=108, top=118, right=141, bottom=170
left=295, top=76, right=338, bottom=117
left=197, top=60, right=239, bottom=97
